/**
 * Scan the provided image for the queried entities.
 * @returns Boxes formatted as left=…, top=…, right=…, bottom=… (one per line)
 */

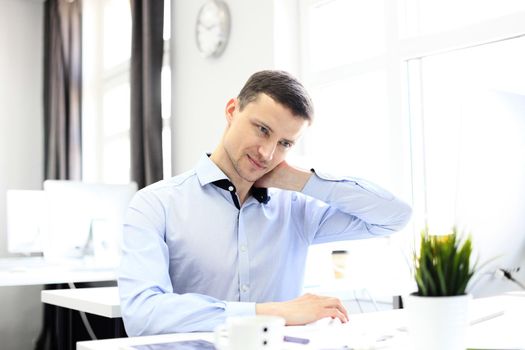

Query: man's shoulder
left=139, top=169, right=198, bottom=196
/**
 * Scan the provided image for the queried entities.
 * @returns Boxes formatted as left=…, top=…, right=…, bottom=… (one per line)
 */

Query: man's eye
left=280, top=141, right=292, bottom=148
left=258, top=126, right=269, bottom=135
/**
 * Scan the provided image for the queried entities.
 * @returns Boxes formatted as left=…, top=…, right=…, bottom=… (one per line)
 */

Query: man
left=119, top=70, right=412, bottom=336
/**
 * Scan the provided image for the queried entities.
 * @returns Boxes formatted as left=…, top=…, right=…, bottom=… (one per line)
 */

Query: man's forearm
left=274, top=166, right=312, bottom=192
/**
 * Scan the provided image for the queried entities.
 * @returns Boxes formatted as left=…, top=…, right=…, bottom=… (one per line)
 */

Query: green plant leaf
left=412, top=228, right=476, bottom=297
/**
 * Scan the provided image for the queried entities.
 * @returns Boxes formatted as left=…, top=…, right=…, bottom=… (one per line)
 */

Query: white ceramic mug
left=214, top=315, right=285, bottom=350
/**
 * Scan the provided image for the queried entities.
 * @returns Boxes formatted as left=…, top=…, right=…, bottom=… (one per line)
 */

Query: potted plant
left=404, top=227, right=476, bottom=350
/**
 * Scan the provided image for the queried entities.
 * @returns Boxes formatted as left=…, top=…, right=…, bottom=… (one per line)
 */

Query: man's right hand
left=255, top=293, right=348, bottom=325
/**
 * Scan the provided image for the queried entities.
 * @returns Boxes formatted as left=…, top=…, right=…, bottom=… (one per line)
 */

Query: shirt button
left=228, top=186, right=234, bottom=192
left=241, top=284, right=249, bottom=292
left=240, top=244, right=247, bottom=252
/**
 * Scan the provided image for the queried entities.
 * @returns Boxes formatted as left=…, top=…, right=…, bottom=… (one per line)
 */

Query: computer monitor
left=42, top=180, right=137, bottom=265
left=6, top=190, right=46, bottom=254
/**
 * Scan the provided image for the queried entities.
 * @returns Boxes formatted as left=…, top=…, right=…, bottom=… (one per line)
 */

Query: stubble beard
left=223, top=146, right=261, bottom=184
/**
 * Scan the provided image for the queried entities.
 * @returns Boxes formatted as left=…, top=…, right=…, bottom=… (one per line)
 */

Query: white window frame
left=401, top=9, right=525, bottom=233
left=82, top=0, right=172, bottom=183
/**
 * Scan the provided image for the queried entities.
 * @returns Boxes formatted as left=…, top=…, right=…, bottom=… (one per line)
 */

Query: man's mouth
left=247, top=155, right=266, bottom=170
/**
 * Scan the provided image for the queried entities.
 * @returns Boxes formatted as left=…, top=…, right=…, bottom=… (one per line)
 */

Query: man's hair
left=237, top=70, right=314, bottom=122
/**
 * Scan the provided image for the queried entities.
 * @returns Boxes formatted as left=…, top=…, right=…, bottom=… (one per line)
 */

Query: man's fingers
left=320, top=297, right=348, bottom=321
left=283, top=293, right=349, bottom=325
left=319, top=307, right=348, bottom=323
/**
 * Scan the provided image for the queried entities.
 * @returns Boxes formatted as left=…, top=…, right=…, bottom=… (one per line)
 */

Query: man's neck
left=209, top=148, right=253, bottom=206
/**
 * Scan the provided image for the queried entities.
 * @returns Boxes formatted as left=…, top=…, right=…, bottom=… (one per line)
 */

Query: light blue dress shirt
left=118, top=154, right=412, bottom=336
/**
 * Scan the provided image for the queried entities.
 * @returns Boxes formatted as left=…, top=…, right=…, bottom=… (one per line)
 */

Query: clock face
left=196, top=0, right=230, bottom=58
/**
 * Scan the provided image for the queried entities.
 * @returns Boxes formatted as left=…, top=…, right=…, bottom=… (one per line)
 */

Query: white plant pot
left=404, top=293, right=471, bottom=350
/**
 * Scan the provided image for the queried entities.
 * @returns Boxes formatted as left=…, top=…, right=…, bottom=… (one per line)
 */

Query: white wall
left=171, top=0, right=299, bottom=173
left=0, top=1, right=44, bottom=349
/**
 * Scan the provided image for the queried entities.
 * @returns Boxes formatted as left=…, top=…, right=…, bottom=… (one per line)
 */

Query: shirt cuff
left=224, top=301, right=256, bottom=318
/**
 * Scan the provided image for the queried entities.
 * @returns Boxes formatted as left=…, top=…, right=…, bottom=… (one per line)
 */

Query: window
left=300, top=0, right=525, bottom=298
left=299, top=0, right=411, bottom=298
left=83, top=0, right=171, bottom=184
left=406, top=26, right=525, bottom=296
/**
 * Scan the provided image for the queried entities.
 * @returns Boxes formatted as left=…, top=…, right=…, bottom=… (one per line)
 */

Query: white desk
left=77, top=293, right=525, bottom=350
left=41, top=287, right=121, bottom=318
left=0, top=257, right=117, bottom=287
left=40, top=286, right=124, bottom=350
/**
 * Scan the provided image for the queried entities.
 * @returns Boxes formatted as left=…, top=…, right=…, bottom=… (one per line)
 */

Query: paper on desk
left=281, top=297, right=524, bottom=350
left=284, top=313, right=409, bottom=350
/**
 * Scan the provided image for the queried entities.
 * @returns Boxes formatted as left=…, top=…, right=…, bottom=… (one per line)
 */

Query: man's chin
left=241, top=173, right=264, bottom=184
left=238, top=168, right=267, bottom=184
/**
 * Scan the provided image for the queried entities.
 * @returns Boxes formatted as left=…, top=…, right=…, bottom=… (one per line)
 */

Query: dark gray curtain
left=39, top=1, right=82, bottom=349
left=43, top=0, right=82, bottom=181
left=130, top=0, right=164, bottom=189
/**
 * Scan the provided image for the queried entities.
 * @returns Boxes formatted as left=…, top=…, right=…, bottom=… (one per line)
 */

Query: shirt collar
left=195, top=153, right=270, bottom=205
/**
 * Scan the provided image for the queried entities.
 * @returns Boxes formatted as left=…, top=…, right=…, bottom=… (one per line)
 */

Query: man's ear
left=225, top=98, right=237, bottom=125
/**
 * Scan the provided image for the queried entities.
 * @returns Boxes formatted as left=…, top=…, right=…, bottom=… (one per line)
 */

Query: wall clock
left=195, top=0, right=231, bottom=58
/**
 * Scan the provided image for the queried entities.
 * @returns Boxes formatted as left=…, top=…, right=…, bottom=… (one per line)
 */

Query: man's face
left=222, top=93, right=309, bottom=183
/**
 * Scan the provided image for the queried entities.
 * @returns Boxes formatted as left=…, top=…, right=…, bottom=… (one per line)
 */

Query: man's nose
left=258, top=140, right=276, bottom=162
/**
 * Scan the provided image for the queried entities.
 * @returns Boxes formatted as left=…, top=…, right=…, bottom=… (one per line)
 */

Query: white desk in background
left=0, top=256, right=117, bottom=287
left=41, top=286, right=124, bottom=349
left=41, top=287, right=121, bottom=318
left=76, top=293, right=525, bottom=350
